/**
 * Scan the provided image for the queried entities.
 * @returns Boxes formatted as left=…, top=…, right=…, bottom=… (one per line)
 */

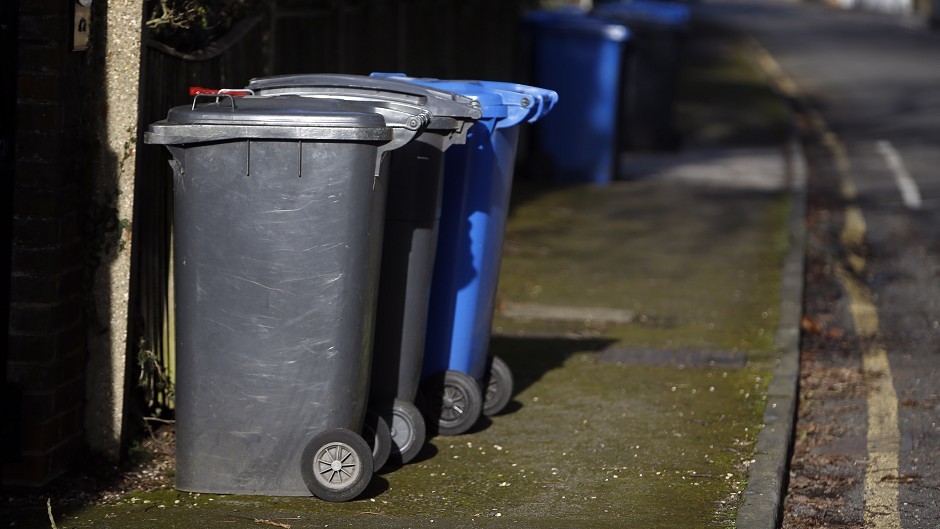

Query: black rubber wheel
left=381, top=399, right=427, bottom=465
left=363, top=410, right=391, bottom=472
left=423, top=370, right=482, bottom=436
left=482, top=355, right=514, bottom=417
left=300, top=429, right=373, bottom=502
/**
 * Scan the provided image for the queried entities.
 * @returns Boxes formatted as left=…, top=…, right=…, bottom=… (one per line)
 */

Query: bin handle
left=190, top=87, right=255, bottom=97
left=190, top=89, right=255, bottom=111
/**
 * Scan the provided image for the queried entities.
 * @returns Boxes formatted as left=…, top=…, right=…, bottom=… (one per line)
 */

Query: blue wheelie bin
left=246, top=74, right=483, bottom=466
left=372, top=74, right=557, bottom=436
left=524, top=9, right=630, bottom=185
left=593, top=0, right=691, bottom=152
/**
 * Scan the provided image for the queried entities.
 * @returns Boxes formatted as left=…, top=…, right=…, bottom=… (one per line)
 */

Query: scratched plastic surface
left=146, top=95, right=428, bottom=495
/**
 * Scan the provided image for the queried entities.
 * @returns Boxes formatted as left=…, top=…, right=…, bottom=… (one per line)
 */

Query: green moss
left=494, top=181, right=790, bottom=358
left=675, top=24, right=791, bottom=149
left=61, top=348, right=766, bottom=529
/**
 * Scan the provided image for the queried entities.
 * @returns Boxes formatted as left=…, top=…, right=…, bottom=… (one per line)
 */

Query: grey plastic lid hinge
left=374, top=127, right=422, bottom=178
left=440, top=121, right=474, bottom=150
left=372, top=109, right=430, bottom=177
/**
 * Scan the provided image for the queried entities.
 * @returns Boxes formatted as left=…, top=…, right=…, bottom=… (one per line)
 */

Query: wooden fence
left=270, top=0, right=533, bottom=79
left=132, top=14, right=268, bottom=414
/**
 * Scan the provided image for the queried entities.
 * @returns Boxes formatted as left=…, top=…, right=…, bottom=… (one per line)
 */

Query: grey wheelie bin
left=144, top=93, right=429, bottom=501
left=246, top=74, right=483, bottom=466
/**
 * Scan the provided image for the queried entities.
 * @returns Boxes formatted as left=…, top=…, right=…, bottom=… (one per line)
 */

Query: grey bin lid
left=145, top=95, right=430, bottom=145
left=247, top=74, right=483, bottom=129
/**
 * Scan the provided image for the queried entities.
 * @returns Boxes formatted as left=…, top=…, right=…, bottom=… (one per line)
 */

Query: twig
left=141, top=415, right=159, bottom=444
left=143, top=417, right=177, bottom=424
left=253, top=519, right=291, bottom=528
left=46, top=498, right=58, bottom=529
left=228, top=515, right=294, bottom=528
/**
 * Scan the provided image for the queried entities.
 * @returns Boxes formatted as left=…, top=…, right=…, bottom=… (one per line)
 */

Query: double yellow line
left=825, top=126, right=901, bottom=529
left=749, top=38, right=902, bottom=529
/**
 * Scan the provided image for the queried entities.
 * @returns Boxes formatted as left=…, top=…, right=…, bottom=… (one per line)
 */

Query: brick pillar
left=4, top=0, right=88, bottom=487
left=82, top=0, right=144, bottom=463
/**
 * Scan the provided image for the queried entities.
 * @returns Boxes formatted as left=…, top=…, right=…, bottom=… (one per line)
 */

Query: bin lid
left=523, top=8, right=631, bottom=42
left=246, top=74, right=484, bottom=127
left=145, top=94, right=430, bottom=145
left=593, top=1, right=691, bottom=28
left=369, top=74, right=558, bottom=129
left=473, top=81, right=559, bottom=124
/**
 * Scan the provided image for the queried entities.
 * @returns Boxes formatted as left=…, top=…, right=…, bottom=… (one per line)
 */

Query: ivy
left=145, top=0, right=264, bottom=52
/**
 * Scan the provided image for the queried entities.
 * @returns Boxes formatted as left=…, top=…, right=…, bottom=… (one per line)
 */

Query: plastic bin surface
left=525, top=9, right=631, bottom=184
left=371, top=74, right=557, bottom=385
left=145, top=95, right=426, bottom=495
left=247, top=74, right=484, bottom=407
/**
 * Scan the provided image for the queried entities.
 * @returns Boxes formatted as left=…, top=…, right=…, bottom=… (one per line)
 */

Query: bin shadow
left=489, top=335, right=617, bottom=413
left=359, top=474, right=391, bottom=499
left=378, top=440, right=439, bottom=474
left=441, top=334, right=618, bottom=426
left=418, top=334, right=615, bottom=441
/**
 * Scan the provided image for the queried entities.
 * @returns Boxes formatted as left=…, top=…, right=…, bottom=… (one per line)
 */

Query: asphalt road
left=700, top=1, right=940, bottom=527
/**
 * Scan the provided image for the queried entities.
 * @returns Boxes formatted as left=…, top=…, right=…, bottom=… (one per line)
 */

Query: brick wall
left=0, top=0, right=18, bottom=479
left=4, top=0, right=88, bottom=488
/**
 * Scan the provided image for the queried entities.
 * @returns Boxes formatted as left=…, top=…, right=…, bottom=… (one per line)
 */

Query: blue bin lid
left=370, top=74, right=558, bottom=129
left=475, top=81, right=559, bottom=124
left=592, top=1, right=691, bottom=28
left=524, top=8, right=631, bottom=42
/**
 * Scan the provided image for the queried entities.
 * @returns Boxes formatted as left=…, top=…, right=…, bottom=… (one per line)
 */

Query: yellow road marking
left=823, top=127, right=901, bottom=529
left=748, top=38, right=902, bottom=527
left=843, top=205, right=868, bottom=275
left=746, top=37, right=800, bottom=99
left=822, top=126, right=868, bottom=276
left=834, top=265, right=901, bottom=529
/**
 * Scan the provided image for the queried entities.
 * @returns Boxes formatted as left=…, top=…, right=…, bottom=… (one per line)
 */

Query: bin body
left=246, top=75, right=481, bottom=409
left=374, top=136, right=451, bottom=403
left=423, top=119, right=522, bottom=381
left=145, top=95, right=425, bottom=495
left=370, top=76, right=557, bottom=388
left=593, top=0, right=691, bottom=151
left=525, top=10, right=629, bottom=184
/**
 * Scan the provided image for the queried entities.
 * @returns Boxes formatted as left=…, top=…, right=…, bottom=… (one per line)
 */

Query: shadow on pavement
left=489, top=334, right=618, bottom=407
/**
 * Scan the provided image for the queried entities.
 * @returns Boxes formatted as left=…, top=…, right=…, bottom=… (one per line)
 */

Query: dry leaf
left=801, top=315, right=822, bottom=334
left=254, top=519, right=291, bottom=529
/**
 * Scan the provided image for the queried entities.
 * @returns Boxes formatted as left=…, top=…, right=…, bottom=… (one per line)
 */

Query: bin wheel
left=424, top=370, right=482, bottom=436
left=363, top=411, right=392, bottom=472
left=483, top=355, right=514, bottom=417
left=300, top=429, right=373, bottom=502
left=381, top=399, right=426, bottom=465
